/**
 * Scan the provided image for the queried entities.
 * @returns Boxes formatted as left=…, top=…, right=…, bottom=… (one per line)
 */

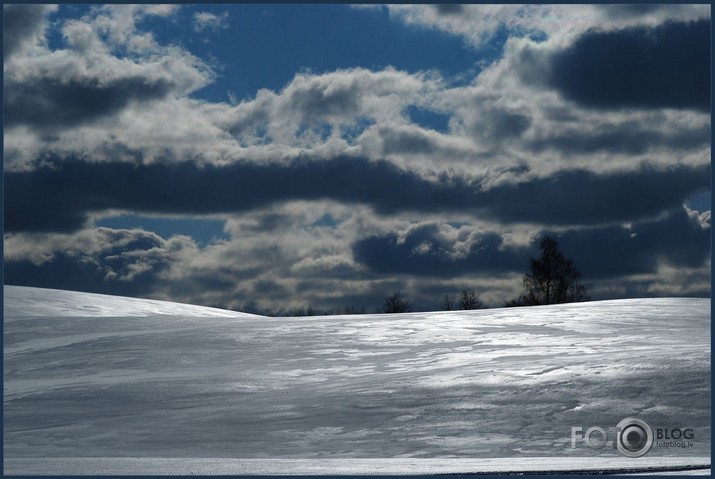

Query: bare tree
left=459, top=289, right=484, bottom=310
left=509, top=236, right=589, bottom=306
left=442, top=294, right=456, bottom=311
left=383, top=291, right=411, bottom=313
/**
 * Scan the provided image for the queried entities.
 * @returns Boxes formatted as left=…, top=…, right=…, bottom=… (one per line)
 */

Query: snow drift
left=4, top=285, right=710, bottom=473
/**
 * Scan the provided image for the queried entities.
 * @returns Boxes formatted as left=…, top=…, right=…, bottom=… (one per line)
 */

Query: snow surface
left=3, top=457, right=711, bottom=475
left=4, top=285, right=711, bottom=474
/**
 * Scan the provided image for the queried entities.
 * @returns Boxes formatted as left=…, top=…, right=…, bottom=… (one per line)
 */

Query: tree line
left=272, top=236, right=589, bottom=316
left=380, top=236, right=588, bottom=313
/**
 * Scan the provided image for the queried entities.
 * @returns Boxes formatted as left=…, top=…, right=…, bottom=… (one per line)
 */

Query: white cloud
left=193, top=11, right=230, bottom=33
left=4, top=227, right=197, bottom=273
left=5, top=5, right=709, bottom=180
left=90, top=4, right=179, bottom=53
left=378, top=4, right=710, bottom=49
left=3, top=5, right=216, bottom=169
left=224, top=67, right=441, bottom=142
left=382, top=4, right=541, bottom=48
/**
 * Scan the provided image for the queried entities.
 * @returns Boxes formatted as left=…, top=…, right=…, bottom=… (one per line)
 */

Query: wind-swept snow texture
left=4, top=286, right=710, bottom=472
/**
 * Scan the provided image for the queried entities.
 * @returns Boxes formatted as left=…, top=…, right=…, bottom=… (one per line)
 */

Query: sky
left=3, top=4, right=711, bottom=314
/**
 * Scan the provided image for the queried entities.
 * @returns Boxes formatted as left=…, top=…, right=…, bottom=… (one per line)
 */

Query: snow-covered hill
left=4, top=286, right=710, bottom=474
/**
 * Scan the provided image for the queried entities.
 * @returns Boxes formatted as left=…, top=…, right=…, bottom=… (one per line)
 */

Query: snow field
left=4, top=286, right=710, bottom=472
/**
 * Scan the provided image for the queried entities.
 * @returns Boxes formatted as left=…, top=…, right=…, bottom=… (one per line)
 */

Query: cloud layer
left=5, top=158, right=709, bottom=233
left=3, top=4, right=710, bottom=313
left=548, top=20, right=710, bottom=112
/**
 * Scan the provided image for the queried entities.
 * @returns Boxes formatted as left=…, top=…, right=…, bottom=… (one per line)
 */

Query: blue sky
left=187, top=5, right=492, bottom=103
left=45, top=4, right=494, bottom=102
left=3, top=4, right=711, bottom=314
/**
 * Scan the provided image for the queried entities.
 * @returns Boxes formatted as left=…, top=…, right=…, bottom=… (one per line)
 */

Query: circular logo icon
left=616, top=417, right=653, bottom=458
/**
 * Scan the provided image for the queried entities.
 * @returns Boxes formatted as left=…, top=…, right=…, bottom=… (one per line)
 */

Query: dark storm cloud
left=3, top=229, right=184, bottom=298
left=5, top=157, right=709, bottom=233
left=548, top=20, right=710, bottom=111
left=353, top=207, right=709, bottom=280
left=4, top=76, right=175, bottom=130
left=4, top=256, right=151, bottom=298
left=252, top=279, right=290, bottom=298
left=528, top=123, right=711, bottom=155
left=3, top=4, right=52, bottom=61
left=3, top=156, right=471, bottom=232
left=353, top=225, right=528, bottom=277
left=548, top=207, right=711, bottom=279
left=477, top=163, right=710, bottom=225
left=432, top=4, right=464, bottom=16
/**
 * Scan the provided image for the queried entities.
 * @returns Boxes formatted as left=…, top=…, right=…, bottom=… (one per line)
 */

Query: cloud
left=432, top=4, right=464, bottom=16
left=3, top=4, right=57, bottom=61
left=5, top=14, right=707, bottom=178
left=379, top=4, right=710, bottom=50
left=548, top=20, right=710, bottom=111
left=3, top=156, right=471, bottom=232
left=357, top=123, right=477, bottom=164
left=379, top=5, right=541, bottom=48
left=87, top=4, right=179, bottom=52
left=6, top=206, right=710, bottom=313
left=5, top=157, right=709, bottom=234
left=193, top=11, right=230, bottom=33
left=526, top=121, right=710, bottom=156
left=464, top=106, right=532, bottom=145
left=4, top=76, right=176, bottom=130
left=225, top=67, right=441, bottom=144
left=476, top=164, right=710, bottom=225
left=549, top=207, right=711, bottom=279
left=589, top=4, right=710, bottom=27
left=352, top=224, right=528, bottom=277
left=4, top=228, right=198, bottom=298
left=352, top=207, right=710, bottom=282
left=5, top=199, right=384, bottom=313
left=4, top=5, right=213, bottom=135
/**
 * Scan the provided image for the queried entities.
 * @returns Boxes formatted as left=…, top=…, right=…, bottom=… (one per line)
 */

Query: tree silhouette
left=508, top=236, right=589, bottom=306
left=442, top=294, right=456, bottom=311
left=383, top=291, right=411, bottom=313
left=459, top=289, right=484, bottom=310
